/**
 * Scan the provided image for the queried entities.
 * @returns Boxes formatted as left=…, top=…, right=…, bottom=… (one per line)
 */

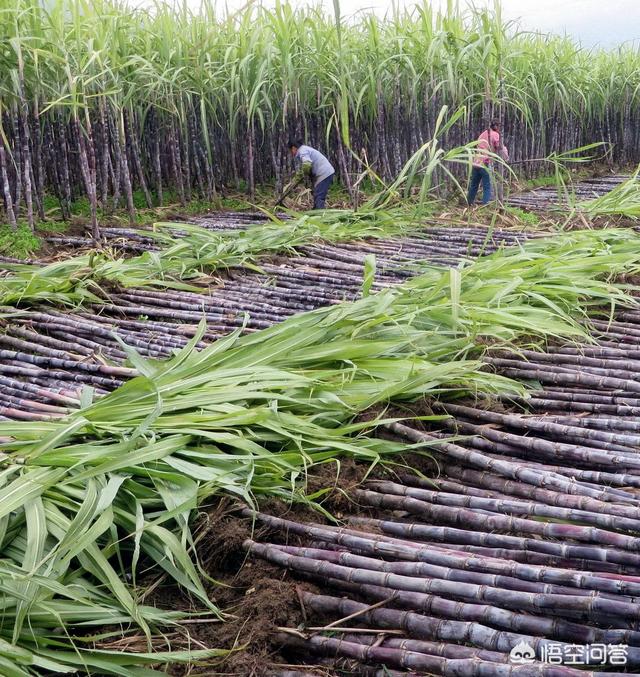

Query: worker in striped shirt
left=467, top=120, right=509, bottom=206
left=287, top=140, right=336, bottom=209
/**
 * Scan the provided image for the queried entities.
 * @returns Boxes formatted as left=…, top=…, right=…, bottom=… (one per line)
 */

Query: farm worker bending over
left=287, top=140, right=336, bottom=209
left=467, top=120, right=509, bottom=206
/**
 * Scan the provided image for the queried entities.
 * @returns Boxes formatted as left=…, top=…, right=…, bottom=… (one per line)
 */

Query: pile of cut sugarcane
left=248, top=497, right=640, bottom=675
left=245, top=378, right=640, bottom=674
left=234, top=241, right=640, bottom=673
left=508, top=174, right=640, bottom=218
left=2, top=221, right=640, bottom=674
left=0, top=219, right=528, bottom=418
left=231, top=224, right=640, bottom=675
left=39, top=212, right=274, bottom=254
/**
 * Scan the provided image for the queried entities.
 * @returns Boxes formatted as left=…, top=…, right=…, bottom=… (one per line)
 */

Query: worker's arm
left=283, top=152, right=312, bottom=195
left=493, top=132, right=509, bottom=162
left=292, top=161, right=312, bottom=183
left=478, top=136, right=490, bottom=151
left=293, top=146, right=314, bottom=183
left=281, top=162, right=310, bottom=196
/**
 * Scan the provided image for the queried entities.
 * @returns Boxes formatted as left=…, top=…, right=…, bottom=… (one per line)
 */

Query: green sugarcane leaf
left=13, top=496, right=47, bottom=641
left=79, top=386, right=95, bottom=409
left=47, top=498, right=115, bottom=576
left=0, top=657, right=31, bottom=677
left=449, top=267, right=461, bottom=326
left=25, top=418, right=89, bottom=460
left=361, top=254, right=376, bottom=298
left=44, top=505, right=150, bottom=635
left=153, top=476, right=200, bottom=551
left=130, top=500, right=144, bottom=588
left=0, top=468, right=66, bottom=521
left=0, top=639, right=33, bottom=664
left=97, top=474, right=129, bottom=512
left=71, top=436, right=191, bottom=481
left=31, top=656, right=76, bottom=673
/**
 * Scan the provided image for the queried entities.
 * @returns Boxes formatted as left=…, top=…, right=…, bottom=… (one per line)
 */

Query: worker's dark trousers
left=467, top=166, right=492, bottom=205
left=313, top=173, right=334, bottom=209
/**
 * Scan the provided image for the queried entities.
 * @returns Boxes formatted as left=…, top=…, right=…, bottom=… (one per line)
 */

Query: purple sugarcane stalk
left=365, top=480, right=640, bottom=537
left=247, top=541, right=640, bottom=625
left=385, top=422, right=636, bottom=501
left=242, top=511, right=640, bottom=595
left=348, top=517, right=640, bottom=570
left=299, top=593, right=625, bottom=673
left=355, top=488, right=640, bottom=553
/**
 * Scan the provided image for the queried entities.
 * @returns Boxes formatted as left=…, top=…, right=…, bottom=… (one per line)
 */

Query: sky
left=193, top=0, right=640, bottom=49
left=449, top=0, right=639, bottom=48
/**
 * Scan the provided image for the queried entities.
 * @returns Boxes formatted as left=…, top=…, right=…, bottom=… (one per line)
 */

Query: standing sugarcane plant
left=1, top=0, right=640, bottom=229
left=0, top=103, right=17, bottom=228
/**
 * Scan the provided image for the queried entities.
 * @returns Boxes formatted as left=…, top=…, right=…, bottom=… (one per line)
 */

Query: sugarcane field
left=6, top=0, right=640, bottom=675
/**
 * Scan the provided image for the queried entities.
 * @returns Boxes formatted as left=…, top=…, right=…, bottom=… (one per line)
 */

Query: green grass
left=520, top=173, right=568, bottom=190
left=0, top=220, right=71, bottom=259
left=0, top=223, right=41, bottom=258
left=42, top=195, right=62, bottom=213
left=502, top=206, right=541, bottom=226
left=37, top=221, right=70, bottom=234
